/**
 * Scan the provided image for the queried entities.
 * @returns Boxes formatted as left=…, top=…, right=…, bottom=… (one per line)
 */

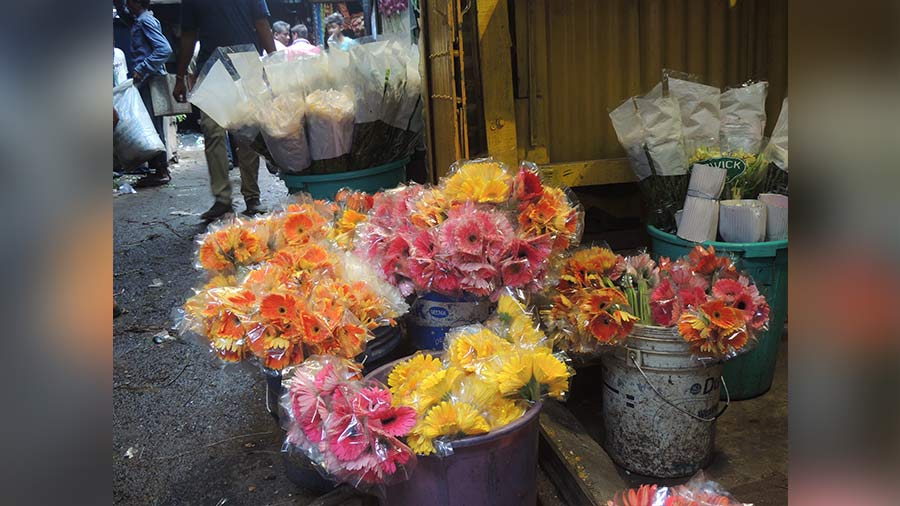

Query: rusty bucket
left=601, top=324, right=730, bottom=478
left=367, top=358, right=542, bottom=506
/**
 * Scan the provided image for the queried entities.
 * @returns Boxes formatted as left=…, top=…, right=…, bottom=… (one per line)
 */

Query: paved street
left=112, top=139, right=320, bottom=506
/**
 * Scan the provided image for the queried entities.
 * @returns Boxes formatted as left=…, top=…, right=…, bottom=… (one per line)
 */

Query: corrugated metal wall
left=517, top=0, right=788, bottom=165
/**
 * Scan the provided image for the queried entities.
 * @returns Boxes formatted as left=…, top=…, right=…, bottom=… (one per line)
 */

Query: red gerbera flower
left=689, top=245, right=719, bottom=275
left=514, top=167, right=544, bottom=202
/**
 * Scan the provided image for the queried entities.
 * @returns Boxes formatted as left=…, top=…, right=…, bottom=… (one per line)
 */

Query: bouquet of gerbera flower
left=355, top=159, right=583, bottom=299
left=606, top=470, right=751, bottom=506
left=386, top=291, right=572, bottom=456
left=650, top=245, right=769, bottom=360
left=181, top=197, right=409, bottom=372
left=281, top=356, right=418, bottom=491
left=615, top=252, right=661, bottom=324
left=542, top=246, right=639, bottom=353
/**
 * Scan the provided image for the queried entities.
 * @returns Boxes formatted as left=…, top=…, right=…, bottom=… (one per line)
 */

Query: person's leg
left=134, top=79, right=170, bottom=186
left=234, top=138, right=263, bottom=215
left=199, top=110, right=234, bottom=219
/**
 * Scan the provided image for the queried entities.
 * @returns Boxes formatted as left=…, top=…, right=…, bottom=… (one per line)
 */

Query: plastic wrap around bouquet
left=543, top=244, right=768, bottom=363
left=541, top=245, right=639, bottom=356
left=646, top=245, right=770, bottom=362
left=385, top=290, right=573, bottom=456
left=610, top=69, right=787, bottom=233
left=179, top=196, right=409, bottom=373
left=606, top=471, right=752, bottom=506
left=355, top=158, right=584, bottom=301
left=279, top=356, right=418, bottom=494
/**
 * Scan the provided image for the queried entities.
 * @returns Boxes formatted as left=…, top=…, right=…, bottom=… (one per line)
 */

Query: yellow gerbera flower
left=443, top=160, right=512, bottom=204
left=532, top=350, right=571, bottom=400
left=486, top=398, right=526, bottom=430
left=447, top=328, right=512, bottom=373
left=496, top=294, right=527, bottom=321
left=421, top=401, right=490, bottom=439
left=405, top=366, right=463, bottom=413
left=508, top=315, right=548, bottom=349
left=487, top=350, right=533, bottom=397
left=388, top=354, right=443, bottom=391
left=450, top=375, right=501, bottom=411
left=405, top=431, right=435, bottom=456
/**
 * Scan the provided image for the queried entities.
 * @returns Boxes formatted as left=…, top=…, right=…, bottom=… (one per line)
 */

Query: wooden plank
left=540, top=159, right=637, bottom=188
left=539, top=400, right=627, bottom=504
left=477, top=0, right=519, bottom=167
left=513, top=0, right=529, bottom=98
left=527, top=0, right=550, bottom=163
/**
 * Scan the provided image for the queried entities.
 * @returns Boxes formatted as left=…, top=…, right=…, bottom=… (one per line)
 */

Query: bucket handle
left=629, top=351, right=730, bottom=423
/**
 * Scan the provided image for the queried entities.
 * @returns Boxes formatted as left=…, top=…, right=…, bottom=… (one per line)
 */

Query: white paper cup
left=758, top=193, right=788, bottom=240
left=687, top=164, right=727, bottom=200
left=719, top=199, right=767, bottom=243
left=677, top=197, right=719, bottom=243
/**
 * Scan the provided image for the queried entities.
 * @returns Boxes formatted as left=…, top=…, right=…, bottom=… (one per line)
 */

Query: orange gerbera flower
left=232, top=229, right=265, bottom=265
left=284, top=213, right=316, bottom=244
left=333, top=323, right=367, bottom=357
left=260, top=293, right=300, bottom=322
left=209, top=311, right=244, bottom=339
left=677, top=311, right=709, bottom=344
left=580, top=288, right=628, bottom=313
left=699, top=300, right=744, bottom=330
left=298, top=244, right=330, bottom=269
left=198, top=239, right=230, bottom=272
left=301, top=312, right=331, bottom=344
left=689, top=245, right=719, bottom=275
left=719, top=327, right=749, bottom=355
left=588, top=312, right=624, bottom=344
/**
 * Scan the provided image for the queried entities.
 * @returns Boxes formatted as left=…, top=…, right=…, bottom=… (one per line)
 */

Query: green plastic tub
left=279, top=158, right=409, bottom=200
left=647, top=225, right=788, bottom=400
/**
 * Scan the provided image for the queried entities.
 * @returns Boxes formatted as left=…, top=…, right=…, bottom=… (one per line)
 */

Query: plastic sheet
left=609, top=97, right=652, bottom=181
left=112, top=79, right=165, bottom=169
left=258, top=92, right=312, bottom=174
left=635, top=95, right=688, bottom=177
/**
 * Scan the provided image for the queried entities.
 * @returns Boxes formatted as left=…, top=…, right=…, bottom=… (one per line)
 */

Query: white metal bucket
left=601, top=324, right=729, bottom=478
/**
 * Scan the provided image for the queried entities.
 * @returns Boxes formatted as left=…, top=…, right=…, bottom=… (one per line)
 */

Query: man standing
left=324, top=13, right=358, bottom=52
left=172, top=0, right=277, bottom=220
left=271, top=20, right=291, bottom=51
left=286, top=24, right=321, bottom=58
left=120, top=0, right=173, bottom=187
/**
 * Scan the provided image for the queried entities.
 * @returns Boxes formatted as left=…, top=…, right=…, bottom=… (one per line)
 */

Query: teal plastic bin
left=647, top=225, right=788, bottom=400
left=279, top=158, right=409, bottom=200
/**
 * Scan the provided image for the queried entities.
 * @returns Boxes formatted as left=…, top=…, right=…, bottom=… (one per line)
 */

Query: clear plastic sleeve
left=541, top=245, right=637, bottom=354
left=188, top=46, right=261, bottom=131
left=257, top=92, right=311, bottom=174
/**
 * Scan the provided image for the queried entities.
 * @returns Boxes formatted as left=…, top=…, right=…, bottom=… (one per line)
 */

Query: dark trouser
left=199, top=110, right=260, bottom=206
left=137, top=76, right=168, bottom=172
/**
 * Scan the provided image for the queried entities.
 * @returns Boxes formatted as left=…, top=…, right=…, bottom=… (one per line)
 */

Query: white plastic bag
left=634, top=96, right=688, bottom=176
left=667, top=77, right=721, bottom=154
left=113, top=79, right=165, bottom=169
left=306, top=88, right=355, bottom=161
left=720, top=81, right=768, bottom=154
left=609, top=97, right=652, bottom=180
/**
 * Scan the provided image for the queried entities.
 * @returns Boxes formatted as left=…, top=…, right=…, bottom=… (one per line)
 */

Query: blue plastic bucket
left=646, top=225, right=788, bottom=399
left=406, top=292, right=494, bottom=350
left=279, top=158, right=409, bottom=200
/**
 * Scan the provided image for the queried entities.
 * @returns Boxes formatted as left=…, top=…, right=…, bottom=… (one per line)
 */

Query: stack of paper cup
left=758, top=193, right=788, bottom=240
left=677, top=164, right=727, bottom=242
left=719, top=200, right=767, bottom=243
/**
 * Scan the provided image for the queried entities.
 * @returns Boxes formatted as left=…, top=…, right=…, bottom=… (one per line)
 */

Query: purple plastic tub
left=367, top=358, right=542, bottom=506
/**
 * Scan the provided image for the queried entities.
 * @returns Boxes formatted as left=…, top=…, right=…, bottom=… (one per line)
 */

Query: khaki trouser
left=199, top=111, right=260, bottom=205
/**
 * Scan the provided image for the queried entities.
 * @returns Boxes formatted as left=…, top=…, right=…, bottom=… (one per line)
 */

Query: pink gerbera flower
left=500, top=257, right=534, bottom=287
left=430, top=261, right=462, bottom=294
left=650, top=278, right=682, bottom=326
left=351, top=386, right=394, bottom=418
left=679, top=286, right=709, bottom=309
left=459, top=262, right=497, bottom=296
left=328, top=414, right=370, bottom=462
left=372, top=406, right=418, bottom=437
left=454, top=219, right=485, bottom=256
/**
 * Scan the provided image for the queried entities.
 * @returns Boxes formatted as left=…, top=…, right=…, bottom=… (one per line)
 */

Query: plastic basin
left=279, top=158, right=409, bottom=200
